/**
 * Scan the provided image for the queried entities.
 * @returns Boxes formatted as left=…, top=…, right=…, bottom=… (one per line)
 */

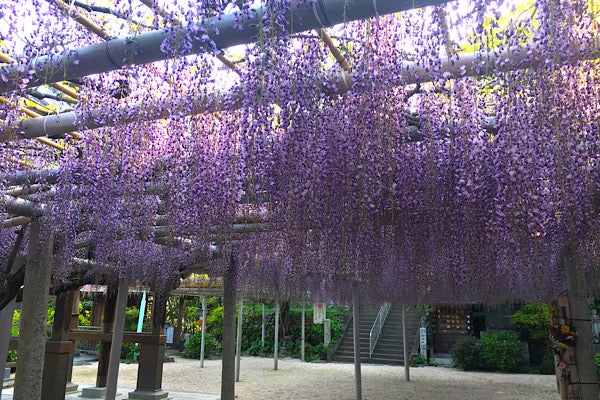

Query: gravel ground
left=67, top=355, right=559, bottom=400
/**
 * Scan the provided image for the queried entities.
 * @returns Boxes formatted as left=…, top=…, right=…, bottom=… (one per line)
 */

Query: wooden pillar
left=96, top=290, right=117, bottom=388
left=352, top=282, right=362, bottom=400
left=562, top=247, right=599, bottom=400
left=173, top=297, right=185, bottom=349
left=42, top=289, right=79, bottom=399
left=221, top=253, right=237, bottom=400
left=129, top=293, right=169, bottom=399
left=13, top=218, right=54, bottom=400
left=105, top=280, right=129, bottom=400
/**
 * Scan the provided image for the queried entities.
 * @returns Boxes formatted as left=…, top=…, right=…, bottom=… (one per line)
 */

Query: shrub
left=121, top=342, right=137, bottom=361
left=595, top=352, right=600, bottom=374
left=511, top=303, right=551, bottom=341
left=451, top=336, right=482, bottom=370
left=183, top=331, right=217, bottom=359
left=539, top=350, right=556, bottom=375
left=480, top=331, right=522, bottom=372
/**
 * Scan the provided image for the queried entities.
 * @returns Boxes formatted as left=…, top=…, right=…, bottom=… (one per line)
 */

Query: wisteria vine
left=0, top=0, right=598, bottom=305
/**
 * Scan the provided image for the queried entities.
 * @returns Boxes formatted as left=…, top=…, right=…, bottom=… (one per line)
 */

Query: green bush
left=538, top=350, right=556, bottom=374
left=481, top=331, right=522, bottom=372
left=511, top=303, right=551, bottom=341
left=183, top=331, right=217, bottom=359
left=121, top=342, right=137, bottom=361
left=595, top=352, right=600, bottom=374
left=451, top=336, right=482, bottom=370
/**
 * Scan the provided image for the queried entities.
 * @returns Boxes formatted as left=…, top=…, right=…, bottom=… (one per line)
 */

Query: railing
left=369, top=302, right=391, bottom=358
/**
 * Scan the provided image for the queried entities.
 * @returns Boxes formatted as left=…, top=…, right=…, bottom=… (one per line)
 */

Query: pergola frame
left=1, top=0, right=599, bottom=400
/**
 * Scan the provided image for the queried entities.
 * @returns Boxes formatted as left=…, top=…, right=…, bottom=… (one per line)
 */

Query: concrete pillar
left=13, top=218, right=54, bottom=400
left=0, top=297, right=16, bottom=399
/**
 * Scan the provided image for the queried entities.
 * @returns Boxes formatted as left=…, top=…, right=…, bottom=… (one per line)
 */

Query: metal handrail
left=369, top=302, right=391, bottom=358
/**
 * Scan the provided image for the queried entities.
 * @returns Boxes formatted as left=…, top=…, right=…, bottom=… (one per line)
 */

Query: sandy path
left=71, top=356, right=558, bottom=400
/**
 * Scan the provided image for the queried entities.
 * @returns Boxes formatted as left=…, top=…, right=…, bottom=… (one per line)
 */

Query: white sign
left=324, top=319, right=331, bottom=344
left=166, top=327, right=174, bottom=344
left=314, top=303, right=326, bottom=324
left=419, top=327, right=427, bottom=358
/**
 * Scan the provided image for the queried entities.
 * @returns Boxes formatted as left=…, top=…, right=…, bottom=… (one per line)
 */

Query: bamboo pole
left=316, top=28, right=351, bottom=72
left=137, top=0, right=241, bottom=76
left=0, top=0, right=451, bottom=94
left=0, top=95, right=80, bottom=141
left=0, top=52, right=79, bottom=101
left=4, top=40, right=597, bottom=142
left=51, top=0, right=114, bottom=40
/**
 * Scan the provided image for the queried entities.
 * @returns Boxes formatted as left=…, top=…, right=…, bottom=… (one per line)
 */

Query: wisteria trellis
left=0, top=0, right=598, bottom=305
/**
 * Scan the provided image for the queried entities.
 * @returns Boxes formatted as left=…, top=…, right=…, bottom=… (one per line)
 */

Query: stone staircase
left=331, top=304, right=423, bottom=365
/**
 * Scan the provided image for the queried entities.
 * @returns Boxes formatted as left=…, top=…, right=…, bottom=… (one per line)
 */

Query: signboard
left=166, top=327, right=174, bottom=344
left=314, top=303, right=326, bottom=324
left=419, top=327, right=427, bottom=358
left=324, top=319, right=331, bottom=344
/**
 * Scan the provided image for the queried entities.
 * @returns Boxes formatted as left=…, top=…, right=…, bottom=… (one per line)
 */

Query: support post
left=0, top=297, right=16, bottom=399
left=301, top=303, right=305, bottom=362
left=402, top=304, right=410, bottom=382
left=221, top=253, right=237, bottom=400
left=274, top=299, right=279, bottom=371
left=104, top=279, right=129, bottom=400
left=200, top=296, right=207, bottom=368
left=173, top=296, right=183, bottom=349
left=235, top=296, right=243, bottom=382
left=96, top=290, right=116, bottom=389
left=128, top=293, right=169, bottom=399
left=42, top=289, right=79, bottom=399
left=352, top=282, right=362, bottom=400
left=563, top=248, right=599, bottom=400
left=13, top=218, right=53, bottom=400
left=261, top=303, right=265, bottom=348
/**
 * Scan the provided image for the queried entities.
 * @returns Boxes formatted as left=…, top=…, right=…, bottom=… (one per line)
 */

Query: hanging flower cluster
left=0, top=0, right=598, bottom=304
